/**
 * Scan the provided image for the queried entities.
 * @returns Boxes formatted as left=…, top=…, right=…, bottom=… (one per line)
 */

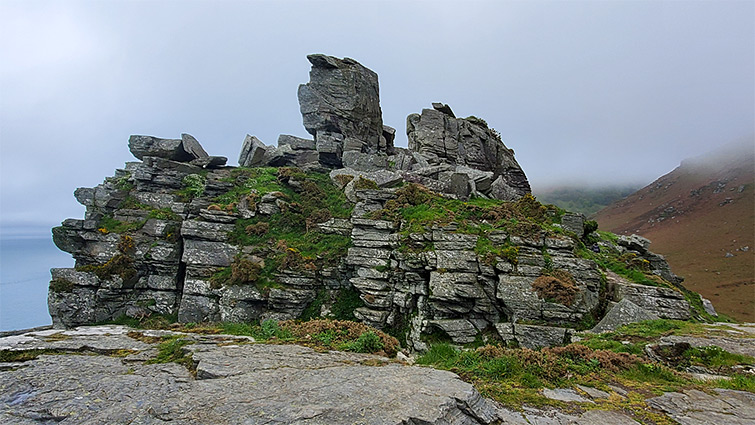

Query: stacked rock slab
left=48, top=54, right=693, bottom=350
left=345, top=188, right=601, bottom=351
left=298, top=54, right=391, bottom=166
left=239, top=54, right=531, bottom=202
left=407, top=103, right=531, bottom=200
left=49, top=136, right=349, bottom=327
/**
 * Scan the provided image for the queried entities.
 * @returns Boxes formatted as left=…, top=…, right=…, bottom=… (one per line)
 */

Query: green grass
left=341, top=331, right=384, bottom=353
left=683, top=346, right=755, bottom=370
left=177, top=173, right=207, bottom=200
left=98, top=215, right=147, bottom=234
left=417, top=343, right=648, bottom=407
left=713, top=374, right=755, bottom=392
left=218, top=167, right=353, bottom=286
left=146, top=335, right=195, bottom=370
left=330, top=287, right=365, bottom=321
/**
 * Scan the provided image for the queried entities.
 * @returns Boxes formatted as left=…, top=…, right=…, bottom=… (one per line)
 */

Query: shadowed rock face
left=298, top=54, right=389, bottom=165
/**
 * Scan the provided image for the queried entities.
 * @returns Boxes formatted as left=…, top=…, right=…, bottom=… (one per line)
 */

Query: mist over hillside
left=595, top=139, right=755, bottom=321
left=534, top=184, right=642, bottom=216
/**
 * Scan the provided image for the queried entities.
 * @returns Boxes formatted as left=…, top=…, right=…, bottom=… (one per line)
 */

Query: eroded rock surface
left=298, top=54, right=388, bottom=160
left=1, top=326, right=505, bottom=425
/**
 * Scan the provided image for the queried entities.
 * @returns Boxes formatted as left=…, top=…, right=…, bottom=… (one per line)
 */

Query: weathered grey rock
left=648, top=389, right=755, bottom=425
left=614, top=280, right=691, bottom=320
left=315, top=131, right=344, bottom=167
left=128, top=135, right=187, bottom=161
left=180, top=220, right=235, bottom=242
left=432, top=102, right=456, bottom=117
left=617, top=234, right=651, bottom=253
left=701, top=297, right=718, bottom=317
left=561, top=212, right=586, bottom=236
left=542, top=388, right=594, bottom=404
left=382, top=125, right=396, bottom=153
left=277, top=134, right=316, bottom=151
left=455, top=166, right=494, bottom=192
left=298, top=54, right=385, bottom=160
left=182, top=240, right=238, bottom=267
left=315, top=218, right=353, bottom=236
left=128, top=134, right=209, bottom=162
left=331, top=167, right=403, bottom=188
left=406, top=105, right=531, bottom=199
left=238, top=134, right=269, bottom=167
left=514, top=324, right=570, bottom=349
left=489, top=175, right=521, bottom=201
left=592, top=299, right=659, bottom=333
left=180, top=133, right=210, bottom=159
left=190, top=155, right=227, bottom=168
left=0, top=328, right=519, bottom=424
left=660, top=333, right=755, bottom=357
left=575, top=384, right=611, bottom=400
left=427, top=319, right=478, bottom=344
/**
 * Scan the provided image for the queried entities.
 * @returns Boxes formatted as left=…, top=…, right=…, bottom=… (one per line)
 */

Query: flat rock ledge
left=1, top=325, right=503, bottom=425
left=2, top=326, right=753, bottom=425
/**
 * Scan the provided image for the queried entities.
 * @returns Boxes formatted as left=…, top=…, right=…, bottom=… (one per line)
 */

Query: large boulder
left=298, top=54, right=388, bottom=159
left=592, top=298, right=659, bottom=333
left=129, top=134, right=210, bottom=162
left=238, top=135, right=270, bottom=167
left=406, top=103, right=530, bottom=199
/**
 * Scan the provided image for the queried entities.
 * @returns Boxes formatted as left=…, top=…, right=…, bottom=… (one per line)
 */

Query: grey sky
left=1, top=0, right=753, bottom=236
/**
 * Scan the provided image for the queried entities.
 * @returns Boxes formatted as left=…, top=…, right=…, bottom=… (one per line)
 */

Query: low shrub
left=531, top=270, right=579, bottom=305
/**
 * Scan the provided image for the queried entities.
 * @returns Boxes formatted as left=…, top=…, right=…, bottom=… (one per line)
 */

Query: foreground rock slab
left=4, top=326, right=751, bottom=425
left=0, top=326, right=504, bottom=425
left=648, top=388, right=755, bottom=425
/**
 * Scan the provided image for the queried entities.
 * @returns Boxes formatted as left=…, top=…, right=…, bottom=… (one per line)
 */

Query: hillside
left=534, top=185, right=640, bottom=216
left=595, top=141, right=755, bottom=321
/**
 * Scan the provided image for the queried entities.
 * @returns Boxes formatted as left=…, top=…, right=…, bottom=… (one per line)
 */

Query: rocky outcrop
left=591, top=298, right=659, bottom=333
left=298, top=54, right=389, bottom=163
left=129, top=134, right=227, bottom=168
left=344, top=189, right=602, bottom=351
left=4, top=325, right=752, bottom=425
left=47, top=53, right=695, bottom=349
left=407, top=103, right=531, bottom=200
left=238, top=55, right=531, bottom=201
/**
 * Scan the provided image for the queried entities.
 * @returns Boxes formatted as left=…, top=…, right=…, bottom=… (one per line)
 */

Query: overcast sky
left=1, top=0, right=753, bottom=236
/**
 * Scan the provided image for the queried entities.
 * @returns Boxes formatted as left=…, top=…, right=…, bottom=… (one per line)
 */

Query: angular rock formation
left=47, top=54, right=696, bottom=350
left=298, top=54, right=389, bottom=165
left=407, top=103, right=531, bottom=200
left=237, top=55, right=531, bottom=201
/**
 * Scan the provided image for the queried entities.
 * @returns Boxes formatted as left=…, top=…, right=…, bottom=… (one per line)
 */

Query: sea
left=0, top=236, right=73, bottom=331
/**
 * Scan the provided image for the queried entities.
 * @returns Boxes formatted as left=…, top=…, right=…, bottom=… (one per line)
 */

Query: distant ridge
left=594, top=140, right=755, bottom=321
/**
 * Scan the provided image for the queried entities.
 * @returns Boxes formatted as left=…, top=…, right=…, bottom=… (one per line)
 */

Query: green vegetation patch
left=418, top=343, right=644, bottom=408
left=146, top=335, right=195, bottom=371
left=368, top=186, right=563, bottom=253
left=280, top=319, right=398, bottom=356
left=97, top=215, right=147, bottom=234
left=178, top=173, right=207, bottom=200
left=49, top=278, right=75, bottom=293
left=217, top=167, right=353, bottom=285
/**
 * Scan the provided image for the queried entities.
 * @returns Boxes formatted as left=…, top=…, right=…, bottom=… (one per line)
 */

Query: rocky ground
left=2, top=324, right=754, bottom=424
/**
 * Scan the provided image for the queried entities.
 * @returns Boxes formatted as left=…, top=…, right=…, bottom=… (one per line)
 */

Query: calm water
left=0, top=237, right=74, bottom=331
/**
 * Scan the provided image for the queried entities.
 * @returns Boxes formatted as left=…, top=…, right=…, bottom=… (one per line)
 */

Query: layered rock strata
left=238, top=54, right=530, bottom=201
left=48, top=54, right=692, bottom=349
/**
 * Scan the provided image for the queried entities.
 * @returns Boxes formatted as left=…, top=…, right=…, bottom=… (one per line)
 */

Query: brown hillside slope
left=594, top=142, right=754, bottom=321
